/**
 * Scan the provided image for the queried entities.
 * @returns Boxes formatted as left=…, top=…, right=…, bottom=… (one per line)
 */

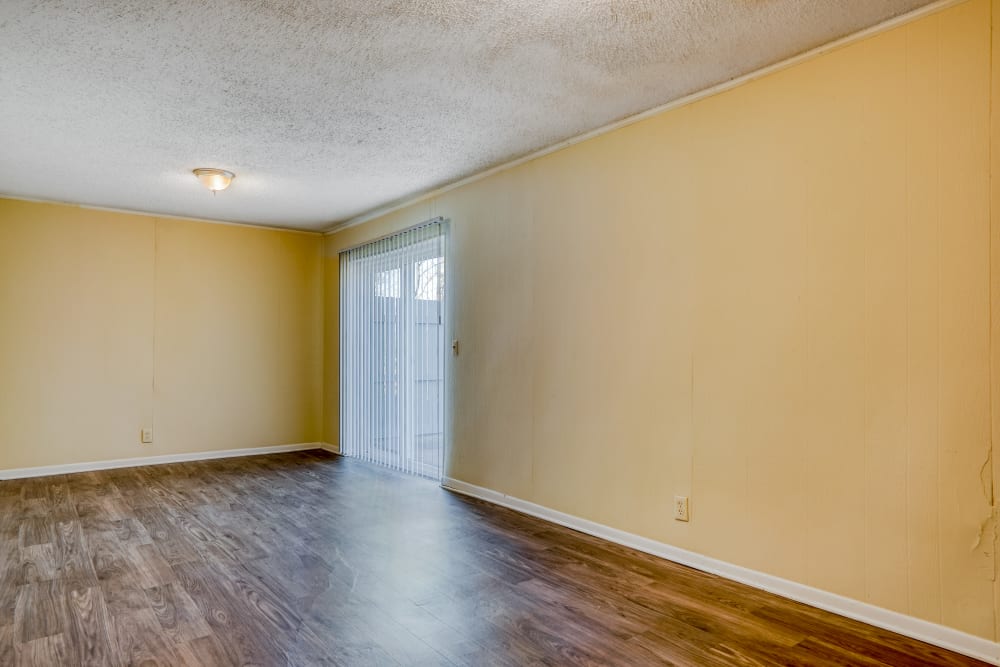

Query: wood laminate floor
left=0, top=450, right=989, bottom=666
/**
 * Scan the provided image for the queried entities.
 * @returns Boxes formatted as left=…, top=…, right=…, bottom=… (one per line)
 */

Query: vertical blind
left=339, top=220, right=448, bottom=479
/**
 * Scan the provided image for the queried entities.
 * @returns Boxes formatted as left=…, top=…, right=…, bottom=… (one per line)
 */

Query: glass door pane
left=339, top=221, right=447, bottom=479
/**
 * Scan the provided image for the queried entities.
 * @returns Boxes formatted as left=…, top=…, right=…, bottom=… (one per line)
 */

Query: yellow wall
left=322, top=248, right=340, bottom=444
left=0, top=199, right=323, bottom=469
left=324, top=0, right=998, bottom=639
left=993, top=0, right=1000, bottom=644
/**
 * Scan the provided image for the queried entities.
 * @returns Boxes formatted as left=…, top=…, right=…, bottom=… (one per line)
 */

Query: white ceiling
left=0, top=0, right=934, bottom=232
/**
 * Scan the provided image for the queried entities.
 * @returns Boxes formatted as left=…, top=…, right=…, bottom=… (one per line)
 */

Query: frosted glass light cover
left=192, top=168, right=234, bottom=192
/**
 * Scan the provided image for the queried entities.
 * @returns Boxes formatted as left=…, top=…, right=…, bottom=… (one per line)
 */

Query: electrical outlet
left=674, top=495, right=690, bottom=522
left=140, top=428, right=153, bottom=444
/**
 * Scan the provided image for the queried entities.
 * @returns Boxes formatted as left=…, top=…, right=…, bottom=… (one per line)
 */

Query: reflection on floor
left=0, top=450, right=987, bottom=665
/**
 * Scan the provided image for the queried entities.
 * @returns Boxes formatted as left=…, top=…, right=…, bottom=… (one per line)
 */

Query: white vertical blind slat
left=339, top=221, right=447, bottom=480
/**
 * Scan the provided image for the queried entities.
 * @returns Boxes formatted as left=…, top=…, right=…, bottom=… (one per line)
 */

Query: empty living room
left=1, top=0, right=999, bottom=665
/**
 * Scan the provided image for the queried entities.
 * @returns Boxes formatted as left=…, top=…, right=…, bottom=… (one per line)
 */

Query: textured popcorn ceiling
left=0, top=0, right=934, bottom=231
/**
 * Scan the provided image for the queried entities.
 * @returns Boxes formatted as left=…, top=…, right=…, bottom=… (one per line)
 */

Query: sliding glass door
left=339, top=220, right=448, bottom=479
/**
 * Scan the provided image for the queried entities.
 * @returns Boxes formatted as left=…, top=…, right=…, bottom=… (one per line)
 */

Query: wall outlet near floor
left=140, top=428, right=153, bottom=444
left=674, top=495, right=690, bottom=522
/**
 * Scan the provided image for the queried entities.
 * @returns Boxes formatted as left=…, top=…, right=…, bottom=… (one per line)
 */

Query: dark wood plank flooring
left=0, top=450, right=989, bottom=666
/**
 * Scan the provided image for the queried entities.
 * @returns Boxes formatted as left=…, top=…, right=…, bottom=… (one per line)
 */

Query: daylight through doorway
left=339, top=220, right=448, bottom=480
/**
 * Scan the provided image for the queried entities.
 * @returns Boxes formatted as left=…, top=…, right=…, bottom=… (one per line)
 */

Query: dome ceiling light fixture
left=192, top=168, right=235, bottom=193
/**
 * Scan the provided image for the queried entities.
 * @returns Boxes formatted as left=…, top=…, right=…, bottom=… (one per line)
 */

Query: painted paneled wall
left=325, top=0, right=998, bottom=639
left=0, top=200, right=323, bottom=469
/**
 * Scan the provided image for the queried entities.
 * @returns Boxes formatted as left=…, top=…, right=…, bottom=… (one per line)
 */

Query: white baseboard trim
left=319, top=442, right=340, bottom=454
left=0, top=443, right=325, bottom=480
left=442, top=476, right=1000, bottom=665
